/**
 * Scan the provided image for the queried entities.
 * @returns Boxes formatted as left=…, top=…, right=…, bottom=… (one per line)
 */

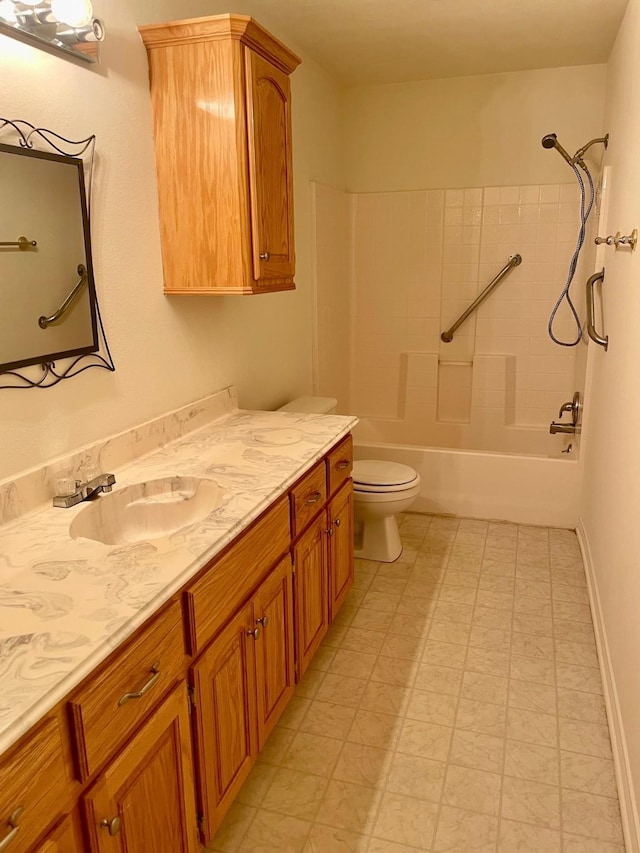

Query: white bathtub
left=354, top=440, right=582, bottom=528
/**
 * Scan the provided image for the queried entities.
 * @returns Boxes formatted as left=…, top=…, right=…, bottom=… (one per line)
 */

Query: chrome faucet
left=53, top=473, right=116, bottom=508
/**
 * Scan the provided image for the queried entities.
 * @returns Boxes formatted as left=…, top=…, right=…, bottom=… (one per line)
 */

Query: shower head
left=541, top=133, right=575, bottom=166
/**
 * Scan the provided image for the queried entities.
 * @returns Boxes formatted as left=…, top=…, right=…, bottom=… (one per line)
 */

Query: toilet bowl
left=276, top=397, right=421, bottom=563
left=353, top=460, right=421, bottom=563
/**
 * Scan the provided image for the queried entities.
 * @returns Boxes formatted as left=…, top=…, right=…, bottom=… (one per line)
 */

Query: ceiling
left=227, top=0, right=629, bottom=85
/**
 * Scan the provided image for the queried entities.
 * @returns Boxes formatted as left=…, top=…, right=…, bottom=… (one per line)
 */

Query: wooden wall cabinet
left=139, top=15, right=301, bottom=295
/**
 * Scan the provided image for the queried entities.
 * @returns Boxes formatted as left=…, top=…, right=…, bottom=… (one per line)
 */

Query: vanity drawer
left=290, top=460, right=327, bottom=538
left=326, top=434, right=353, bottom=497
left=68, top=600, right=185, bottom=780
left=186, top=496, right=290, bottom=654
left=0, top=715, right=70, bottom=852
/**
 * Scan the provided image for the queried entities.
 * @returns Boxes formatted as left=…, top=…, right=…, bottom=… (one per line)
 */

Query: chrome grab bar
left=441, top=254, right=522, bottom=343
left=38, top=264, right=87, bottom=329
left=586, top=268, right=608, bottom=350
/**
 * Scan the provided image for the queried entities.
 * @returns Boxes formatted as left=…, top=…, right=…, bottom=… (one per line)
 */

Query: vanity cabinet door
left=253, top=555, right=295, bottom=748
left=190, top=603, right=258, bottom=844
left=34, top=811, right=83, bottom=852
left=245, top=49, right=295, bottom=286
left=83, top=683, right=198, bottom=853
left=328, top=480, right=354, bottom=620
left=293, top=513, right=330, bottom=679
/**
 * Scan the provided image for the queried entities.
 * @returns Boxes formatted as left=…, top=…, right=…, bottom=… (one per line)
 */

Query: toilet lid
left=352, top=460, right=418, bottom=488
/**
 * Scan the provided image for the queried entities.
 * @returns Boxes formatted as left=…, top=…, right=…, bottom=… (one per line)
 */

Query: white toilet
left=352, top=460, right=421, bottom=563
left=277, top=396, right=421, bottom=564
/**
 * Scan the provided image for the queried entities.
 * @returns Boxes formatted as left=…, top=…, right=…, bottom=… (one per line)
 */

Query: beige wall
left=580, top=0, right=640, bottom=840
left=345, top=65, right=607, bottom=192
left=0, top=0, right=345, bottom=481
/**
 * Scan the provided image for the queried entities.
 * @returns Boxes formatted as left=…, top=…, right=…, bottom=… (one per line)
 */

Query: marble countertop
left=0, top=408, right=357, bottom=754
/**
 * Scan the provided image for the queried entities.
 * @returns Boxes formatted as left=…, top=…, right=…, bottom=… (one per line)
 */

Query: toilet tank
left=277, top=396, right=337, bottom=414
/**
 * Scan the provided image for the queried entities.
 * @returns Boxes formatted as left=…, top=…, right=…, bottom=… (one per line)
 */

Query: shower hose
left=548, top=163, right=595, bottom=347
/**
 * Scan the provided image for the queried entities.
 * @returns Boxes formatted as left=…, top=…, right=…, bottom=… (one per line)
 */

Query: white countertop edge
left=0, top=417, right=357, bottom=755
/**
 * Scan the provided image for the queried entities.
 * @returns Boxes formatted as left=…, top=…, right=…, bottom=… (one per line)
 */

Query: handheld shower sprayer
left=541, top=133, right=575, bottom=167
left=540, top=131, right=609, bottom=347
left=540, top=133, right=609, bottom=167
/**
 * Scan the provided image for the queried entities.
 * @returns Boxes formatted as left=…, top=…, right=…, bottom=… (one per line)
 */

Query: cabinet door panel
left=329, top=481, right=354, bottom=620
left=34, top=810, right=83, bottom=853
left=190, top=603, right=257, bottom=843
left=253, top=555, right=295, bottom=747
left=246, top=49, right=295, bottom=281
left=83, top=684, right=198, bottom=853
left=293, top=515, right=329, bottom=678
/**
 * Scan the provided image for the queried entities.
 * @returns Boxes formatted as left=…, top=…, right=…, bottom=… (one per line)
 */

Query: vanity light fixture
left=0, top=0, right=105, bottom=64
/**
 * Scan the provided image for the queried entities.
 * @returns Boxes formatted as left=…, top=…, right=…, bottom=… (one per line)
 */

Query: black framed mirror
left=0, top=118, right=114, bottom=388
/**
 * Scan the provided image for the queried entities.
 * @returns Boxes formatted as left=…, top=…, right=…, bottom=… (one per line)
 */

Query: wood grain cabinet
left=83, top=684, right=198, bottom=853
left=190, top=556, right=295, bottom=843
left=0, top=432, right=353, bottom=852
left=139, top=14, right=301, bottom=295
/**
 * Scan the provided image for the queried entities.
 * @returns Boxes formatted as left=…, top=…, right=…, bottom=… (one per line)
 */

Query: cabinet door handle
left=256, top=615, right=270, bottom=628
left=0, top=807, right=23, bottom=852
left=336, top=460, right=350, bottom=470
left=118, top=662, right=161, bottom=706
left=325, top=527, right=334, bottom=537
left=333, top=518, right=341, bottom=527
left=248, top=626, right=262, bottom=640
left=305, top=491, right=322, bottom=505
left=259, top=252, right=270, bottom=261
left=100, top=816, right=122, bottom=836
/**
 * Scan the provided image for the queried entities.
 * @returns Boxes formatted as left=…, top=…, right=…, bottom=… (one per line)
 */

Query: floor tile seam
left=430, top=609, right=475, bottom=851
left=260, top=773, right=332, bottom=826
left=496, top=588, right=517, bottom=847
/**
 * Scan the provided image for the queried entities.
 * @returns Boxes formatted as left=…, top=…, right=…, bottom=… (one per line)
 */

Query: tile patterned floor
left=208, top=514, right=625, bottom=852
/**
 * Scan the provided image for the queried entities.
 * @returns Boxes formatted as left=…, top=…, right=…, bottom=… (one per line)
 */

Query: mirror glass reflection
left=0, top=143, right=98, bottom=372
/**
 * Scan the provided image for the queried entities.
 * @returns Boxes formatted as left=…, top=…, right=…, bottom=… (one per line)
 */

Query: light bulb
left=0, top=0, right=17, bottom=23
left=50, top=0, right=93, bottom=27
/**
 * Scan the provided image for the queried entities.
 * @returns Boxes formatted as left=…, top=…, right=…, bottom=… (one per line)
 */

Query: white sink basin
left=69, top=476, right=226, bottom=546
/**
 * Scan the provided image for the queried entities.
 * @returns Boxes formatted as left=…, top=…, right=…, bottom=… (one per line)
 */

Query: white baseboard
left=577, top=518, right=640, bottom=852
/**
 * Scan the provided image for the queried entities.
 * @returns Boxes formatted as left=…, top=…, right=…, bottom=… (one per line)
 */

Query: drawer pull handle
left=118, top=662, right=161, bottom=706
left=256, top=615, right=270, bottom=628
left=248, top=626, right=262, bottom=640
left=0, top=807, right=23, bottom=852
left=336, top=460, right=350, bottom=470
left=100, top=816, right=122, bottom=836
left=305, top=491, right=322, bottom=505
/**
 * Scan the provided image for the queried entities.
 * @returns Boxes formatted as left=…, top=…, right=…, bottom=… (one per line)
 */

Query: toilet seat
left=353, top=460, right=419, bottom=493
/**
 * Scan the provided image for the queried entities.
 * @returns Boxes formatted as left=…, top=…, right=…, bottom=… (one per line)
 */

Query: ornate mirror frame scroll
left=0, top=117, right=114, bottom=389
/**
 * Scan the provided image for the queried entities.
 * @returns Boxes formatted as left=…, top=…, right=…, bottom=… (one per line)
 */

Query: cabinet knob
left=100, top=816, right=122, bottom=836
left=333, top=518, right=341, bottom=527
left=0, top=806, right=24, bottom=851
left=259, top=252, right=270, bottom=261
left=248, top=626, right=262, bottom=640
left=256, top=615, right=270, bottom=628
left=325, top=527, right=334, bottom=537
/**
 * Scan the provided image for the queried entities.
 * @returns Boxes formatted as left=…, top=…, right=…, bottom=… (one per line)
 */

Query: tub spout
left=549, top=422, right=577, bottom=435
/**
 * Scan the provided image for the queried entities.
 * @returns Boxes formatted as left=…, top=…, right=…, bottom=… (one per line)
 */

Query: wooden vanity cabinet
left=139, top=14, right=300, bottom=295
left=82, top=683, right=198, bottom=853
left=190, top=555, right=295, bottom=843
left=34, top=811, right=83, bottom=852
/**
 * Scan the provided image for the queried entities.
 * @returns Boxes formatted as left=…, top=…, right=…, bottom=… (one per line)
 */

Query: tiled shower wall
left=313, top=182, right=595, bottom=454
